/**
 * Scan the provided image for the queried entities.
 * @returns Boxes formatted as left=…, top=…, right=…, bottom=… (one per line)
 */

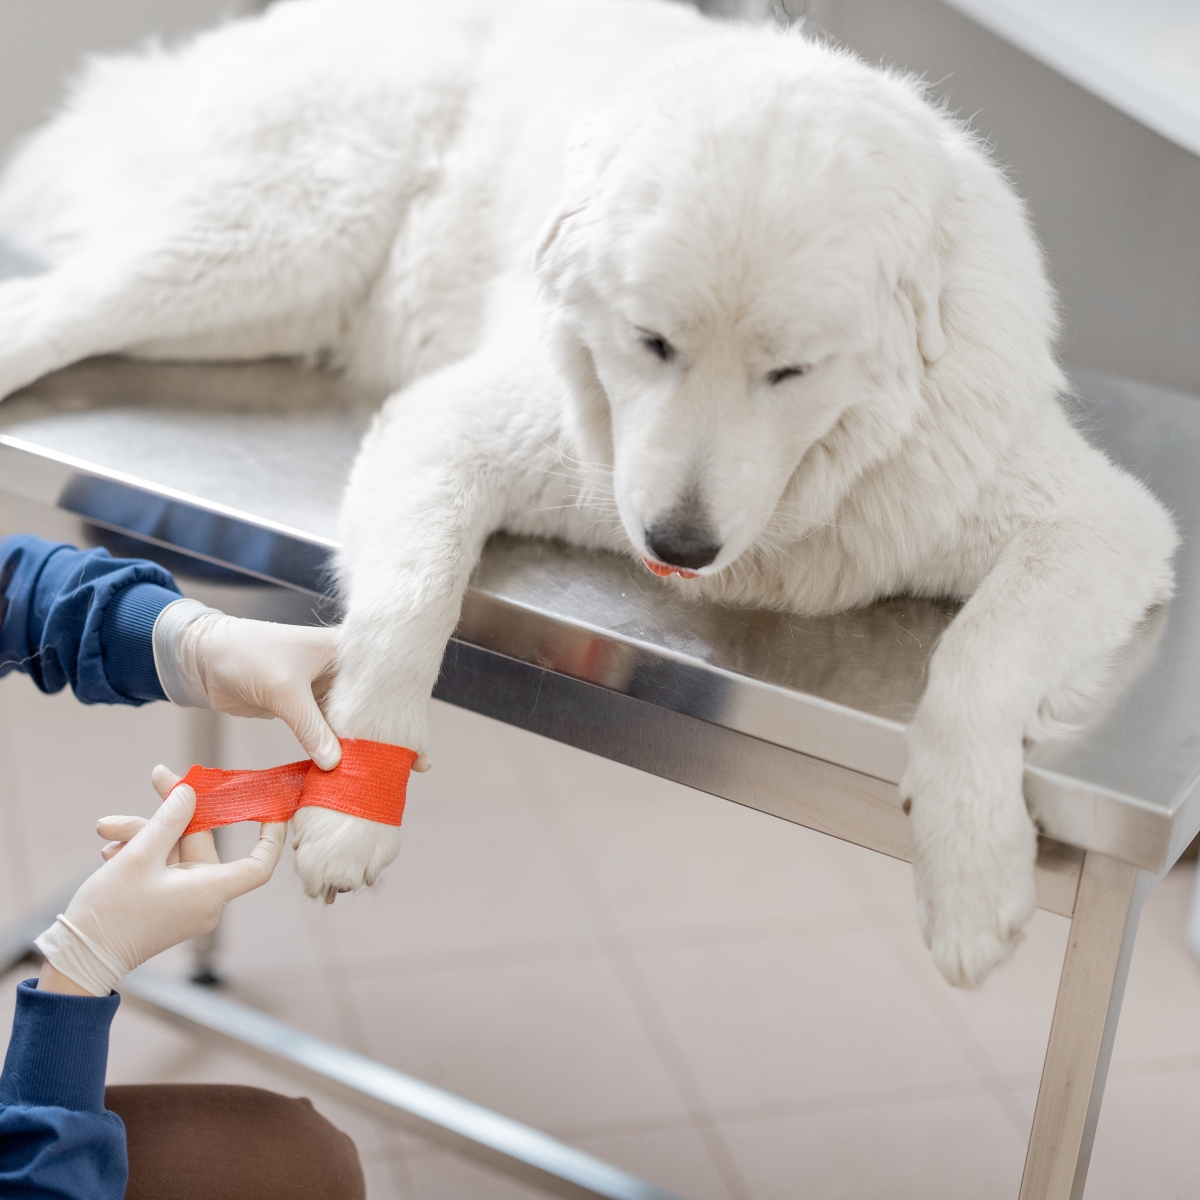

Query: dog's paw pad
left=291, top=806, right=403, bottom=899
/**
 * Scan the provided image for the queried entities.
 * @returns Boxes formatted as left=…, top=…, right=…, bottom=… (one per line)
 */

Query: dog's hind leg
left=0, top=175, right=402, bottom=402
left=0, top=259, right=250, bottom=401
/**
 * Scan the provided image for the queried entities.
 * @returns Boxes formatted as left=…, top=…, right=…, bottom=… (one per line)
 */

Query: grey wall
left=0, top=1, right=252, bottom=162
left=808, top=0, right=1200, bottom=395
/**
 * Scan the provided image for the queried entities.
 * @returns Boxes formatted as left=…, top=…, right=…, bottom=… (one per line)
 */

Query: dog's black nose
left=644, top=523, right=722, bottom=570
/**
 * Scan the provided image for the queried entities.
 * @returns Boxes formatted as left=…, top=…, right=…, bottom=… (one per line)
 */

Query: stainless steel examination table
left=1, top=355, right=1198, bottom=1200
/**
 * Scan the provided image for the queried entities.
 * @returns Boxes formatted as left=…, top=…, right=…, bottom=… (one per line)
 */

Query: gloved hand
left=154, top=600, right=342, bottom=770
left=35, top=766, right=286, bottom=997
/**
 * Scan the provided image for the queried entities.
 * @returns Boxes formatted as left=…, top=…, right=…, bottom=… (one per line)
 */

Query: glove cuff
left=153, top=597, right=219, bottom=708
left=34, top=915, right=126, bottom=998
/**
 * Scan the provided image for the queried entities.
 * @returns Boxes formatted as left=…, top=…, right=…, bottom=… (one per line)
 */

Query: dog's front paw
left=291, top=807, right=403, bottom=903
left=914, top=850, right=1036, bottom=988
left=904, top=735, right=1038, bottom=989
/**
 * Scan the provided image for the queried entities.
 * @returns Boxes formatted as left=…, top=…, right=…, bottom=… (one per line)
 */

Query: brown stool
left=105, top=1083, right=366, bottom=1200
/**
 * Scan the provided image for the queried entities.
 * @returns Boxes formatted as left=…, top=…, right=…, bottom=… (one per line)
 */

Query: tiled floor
left=2, top=677, right=1200, bottom=1198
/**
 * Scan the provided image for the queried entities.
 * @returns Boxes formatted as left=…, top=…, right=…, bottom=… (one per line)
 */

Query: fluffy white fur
left=0, top=0, right=1176, bottom=985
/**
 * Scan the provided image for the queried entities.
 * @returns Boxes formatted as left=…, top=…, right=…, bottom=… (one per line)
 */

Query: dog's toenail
left=324, top=885, right=338, bottom=905
left=337, top=886, right=351, bottom=893
left=902, top=797, right=912, bottom=815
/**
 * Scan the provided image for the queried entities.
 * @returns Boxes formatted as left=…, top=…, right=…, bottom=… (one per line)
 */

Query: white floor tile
left=306, top=805, right=601, bottom=973
left=361, top=1155, right=416, bottom=1200
left=896, top=906, right=1070, bottom=1083
left=633, top=927, right=981, bottom=1113
left=570, top=1122, right=740, bottom=1200
left=402, top=1149, right=552, bottom=1200
left=1110, top=864, right=1200, bottom=1067
left=1084, top=1068, right=1200, bottom=1199
left=719, top=1091, right=1028, bottom=1200
left=522, top=735, right=870, bottom=942
left=5, top=680, right=1200, bottom=1200
left=348, top=951, right=691, bottom=1132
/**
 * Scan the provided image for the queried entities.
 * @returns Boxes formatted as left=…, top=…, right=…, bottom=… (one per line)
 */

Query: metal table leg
left=1019, top=851, right=1157, bottom=1200
left=186, top=709, right=225, bottom=987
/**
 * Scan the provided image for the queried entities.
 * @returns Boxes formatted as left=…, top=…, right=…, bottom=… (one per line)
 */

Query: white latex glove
left=35, top=766, right=286, bottom=997
left=154, top=599, right=342, bottom=769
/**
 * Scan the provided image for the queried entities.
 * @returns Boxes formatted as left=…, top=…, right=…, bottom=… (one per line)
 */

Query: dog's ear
left=900, top=199, right=958, bottom=366
left=533, top=204, right=585, bottom=276
left=905, top=272, right=946, bottom=364
left=534, top=115, right=617, bottom=294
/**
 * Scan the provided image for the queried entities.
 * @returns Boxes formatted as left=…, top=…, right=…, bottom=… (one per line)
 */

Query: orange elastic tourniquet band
left=179, top=739, right=419, bottom=836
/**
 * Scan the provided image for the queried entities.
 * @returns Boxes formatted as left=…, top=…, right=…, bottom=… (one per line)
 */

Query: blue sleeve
left=0, top=980, right=127, bottom=1200
left=0, top=534, right=182, bottom=705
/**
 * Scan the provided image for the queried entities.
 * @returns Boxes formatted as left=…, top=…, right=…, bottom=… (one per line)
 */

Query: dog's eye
left=768, top=365, right=809, bottom=385
left=639, top=332, right=675, bottom=362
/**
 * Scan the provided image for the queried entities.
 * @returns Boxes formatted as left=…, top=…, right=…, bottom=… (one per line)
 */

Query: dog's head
left=536, top=32, right=961, bottom=576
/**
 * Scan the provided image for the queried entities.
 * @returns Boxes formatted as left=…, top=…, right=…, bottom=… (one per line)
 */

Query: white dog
left=0, top=0, right=1176, bottom=987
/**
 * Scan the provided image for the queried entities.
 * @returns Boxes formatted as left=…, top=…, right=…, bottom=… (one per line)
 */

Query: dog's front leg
left=291, top=340, right=564, bottom=900
left=904, top=455, right=1176, bottom=987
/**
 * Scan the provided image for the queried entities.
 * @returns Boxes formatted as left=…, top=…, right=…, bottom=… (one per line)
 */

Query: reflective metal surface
left=2, top=356, right=1198, bottom=872
left=0, top=357, right=369, bottom=586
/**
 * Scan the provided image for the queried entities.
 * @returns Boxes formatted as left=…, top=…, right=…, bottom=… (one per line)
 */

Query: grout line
left=387, top=1152, right=419, bottom=1200
left=543, top=1075, right=1006, bottom=1141
left=827, top=846, right=1043, bottom=1140
left=518, top=748, right=755, bottom=1200
left=322, top=955, right=375, bottom=1058
left=994, top=1070, right=1043, bottom=1091
left=615, top=911, right=881, bottom=950
left=1107, top=1053, right=1200, bottom=1079
left=336, top=936, right=605, bottom=981
left=702, top=1075, right=1003, bottom=1128
left=280, top=910, right=891, bottom=989
left=296, top=890, right=378, bottom=1060
left=333, top=913, right=884, bottom=984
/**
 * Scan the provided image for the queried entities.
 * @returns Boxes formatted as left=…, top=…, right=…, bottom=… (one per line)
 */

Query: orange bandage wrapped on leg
left=179, top=739, right=418, bottom=836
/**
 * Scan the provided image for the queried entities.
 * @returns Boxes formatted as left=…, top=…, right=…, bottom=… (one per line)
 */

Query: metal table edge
left=0, top=423, right=1180, bottom=871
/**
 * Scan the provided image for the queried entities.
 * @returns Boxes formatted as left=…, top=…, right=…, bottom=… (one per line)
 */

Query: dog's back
left=0, top=0, right=709, bottom=388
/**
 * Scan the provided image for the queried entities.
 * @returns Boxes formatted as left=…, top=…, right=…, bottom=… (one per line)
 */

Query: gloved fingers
left=307, top=628, right=340, bottom=710
left=151, top=764, right=183, bottom=801
left=147, top=768, right=194, bottom=864
left=97, top=815, right=148, bottom=843
left=179, top=828, right=221, bottom=865
left=98, top=815, right=151, bottom=862
left=272, top=688, right=342, bottom=771
left=212, top=821, right=287, bottom=901
left=140, top=770, right=193, bottom=863
left=291, top=625, right=340, bottom=704
left=139, top=784, right=199, bottom=859
left=302, top=624, right=341, bottom=678
left=208, top=692, right=275, bottom=720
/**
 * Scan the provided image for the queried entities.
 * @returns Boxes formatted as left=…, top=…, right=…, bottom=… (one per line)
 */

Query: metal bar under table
left=3, top=356, right=1199, bottom=1200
